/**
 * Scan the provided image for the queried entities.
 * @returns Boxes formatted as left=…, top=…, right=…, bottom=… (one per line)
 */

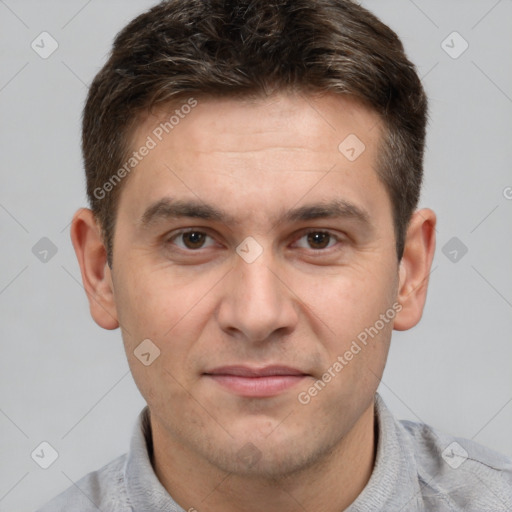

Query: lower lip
left=205, top=374, right=307, bottom=397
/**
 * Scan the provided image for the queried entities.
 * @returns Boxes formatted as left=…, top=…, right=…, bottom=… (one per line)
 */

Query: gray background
left=1, top=1, right=511, bottom=510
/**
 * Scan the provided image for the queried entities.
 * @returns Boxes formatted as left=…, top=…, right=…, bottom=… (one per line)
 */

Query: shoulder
left=400, top=419, right=512, bottom=511
left=35, top=453, right=131, bottom=512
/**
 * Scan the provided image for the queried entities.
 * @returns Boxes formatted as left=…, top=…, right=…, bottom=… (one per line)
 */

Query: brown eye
left=307, top=231, right=332, bottom=249
left=165, top=229, right=221, bottom=259
left=181, top=231, right=207, bottom=249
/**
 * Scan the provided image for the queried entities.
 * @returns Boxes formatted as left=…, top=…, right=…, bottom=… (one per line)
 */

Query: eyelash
left=165, top=228, right=345, bottom=253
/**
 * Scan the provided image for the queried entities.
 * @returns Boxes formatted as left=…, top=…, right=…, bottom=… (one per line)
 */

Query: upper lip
left=205, top=365, right=307, bottom=377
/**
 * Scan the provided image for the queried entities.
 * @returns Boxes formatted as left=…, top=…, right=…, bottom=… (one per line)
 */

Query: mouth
left=203, top=365, right=309, bottom=397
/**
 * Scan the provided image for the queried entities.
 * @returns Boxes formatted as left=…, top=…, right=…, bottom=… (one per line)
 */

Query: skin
left=71, top=92, right=436, bottom=512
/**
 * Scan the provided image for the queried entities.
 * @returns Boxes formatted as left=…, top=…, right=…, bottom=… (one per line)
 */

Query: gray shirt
left=36, top=394, right=512, bottom=511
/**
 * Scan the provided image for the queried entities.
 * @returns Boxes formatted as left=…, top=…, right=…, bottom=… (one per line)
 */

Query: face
left=109, top=92, right=401, bottom=477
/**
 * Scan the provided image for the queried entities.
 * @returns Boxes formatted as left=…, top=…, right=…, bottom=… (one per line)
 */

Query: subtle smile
left=204, top=366, right=309, bottom=397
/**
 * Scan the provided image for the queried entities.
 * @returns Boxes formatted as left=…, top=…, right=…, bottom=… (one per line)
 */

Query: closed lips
left=204, top=366, right=308, bottom=377
left=204, top=366, right=309, bottom=397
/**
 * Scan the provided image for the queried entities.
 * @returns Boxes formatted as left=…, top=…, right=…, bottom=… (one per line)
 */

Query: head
left=84, top=0, right=427, bottom=266
left=73, top=0, right=435, bottom=482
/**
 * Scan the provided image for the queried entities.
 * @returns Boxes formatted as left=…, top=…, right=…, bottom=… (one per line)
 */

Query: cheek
left=296, top=269, right=395, bottom=337
left=115, top=271, right=213, bottom=408
left=292, top=265, right=397, bottom=393
left=115, top=265, right=217, bottom=343
left=114, top=265, right=224, bottom=398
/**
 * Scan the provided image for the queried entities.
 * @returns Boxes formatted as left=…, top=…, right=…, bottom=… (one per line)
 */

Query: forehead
left=135, top=92, right=380, bottom=156
left=117, top=92, right=389, bottom=228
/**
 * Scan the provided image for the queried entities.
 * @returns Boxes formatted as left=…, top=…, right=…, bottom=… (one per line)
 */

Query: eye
left=294, top=231, right=339, bottom=250
left=169, top=230, right=217, bottom=250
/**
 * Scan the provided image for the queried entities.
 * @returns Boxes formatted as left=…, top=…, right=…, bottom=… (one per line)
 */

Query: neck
left=151, top=401, right=377, bottom=512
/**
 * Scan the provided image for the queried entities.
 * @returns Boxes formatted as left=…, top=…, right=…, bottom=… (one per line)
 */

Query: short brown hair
left=82, top=0, right=427, bottom=265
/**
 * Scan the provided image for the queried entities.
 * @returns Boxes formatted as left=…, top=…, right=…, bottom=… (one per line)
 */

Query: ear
left=70, top=208, right=119, bottom=330
left=394, top=208, right=436, bottom=331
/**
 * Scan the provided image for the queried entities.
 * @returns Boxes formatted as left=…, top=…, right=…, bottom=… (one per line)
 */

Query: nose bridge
left=241, top=257, right=280, bottom=307
left=217, top=250, right=297, bottom=341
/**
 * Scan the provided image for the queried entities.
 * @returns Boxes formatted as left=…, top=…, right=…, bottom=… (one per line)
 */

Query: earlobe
left=394, top=208, right=436, bottom=331
left=70, top=208, right=119, bottom=330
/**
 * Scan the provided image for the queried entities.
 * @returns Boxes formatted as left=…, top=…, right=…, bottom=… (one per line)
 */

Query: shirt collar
left=124, top=407, right=184, bottom=511
left=346, top=394, right=424, bottom=511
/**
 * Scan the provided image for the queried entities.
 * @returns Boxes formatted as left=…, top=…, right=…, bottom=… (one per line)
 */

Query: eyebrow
left=140, top=198, right=236, bottom=227
left=139, top=197, right=371, bottom=229
left=282, top=200, right=371, bottom=226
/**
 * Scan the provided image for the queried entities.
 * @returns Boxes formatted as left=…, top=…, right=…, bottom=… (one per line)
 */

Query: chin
left=200, top=425, right=342, bottom=481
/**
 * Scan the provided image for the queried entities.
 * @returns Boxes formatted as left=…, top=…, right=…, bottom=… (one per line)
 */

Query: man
left=37, top=0, right=512, bottom=510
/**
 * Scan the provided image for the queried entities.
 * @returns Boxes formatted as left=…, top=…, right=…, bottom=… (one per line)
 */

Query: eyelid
left=163, top=227, right=347, bottom=253
left=165, top=228, right=219, bottom=250
left=290, top=229, right=346, bottom=249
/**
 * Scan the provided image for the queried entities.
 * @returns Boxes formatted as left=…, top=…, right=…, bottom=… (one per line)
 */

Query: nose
left=216, top=252, right=299, bottom=343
